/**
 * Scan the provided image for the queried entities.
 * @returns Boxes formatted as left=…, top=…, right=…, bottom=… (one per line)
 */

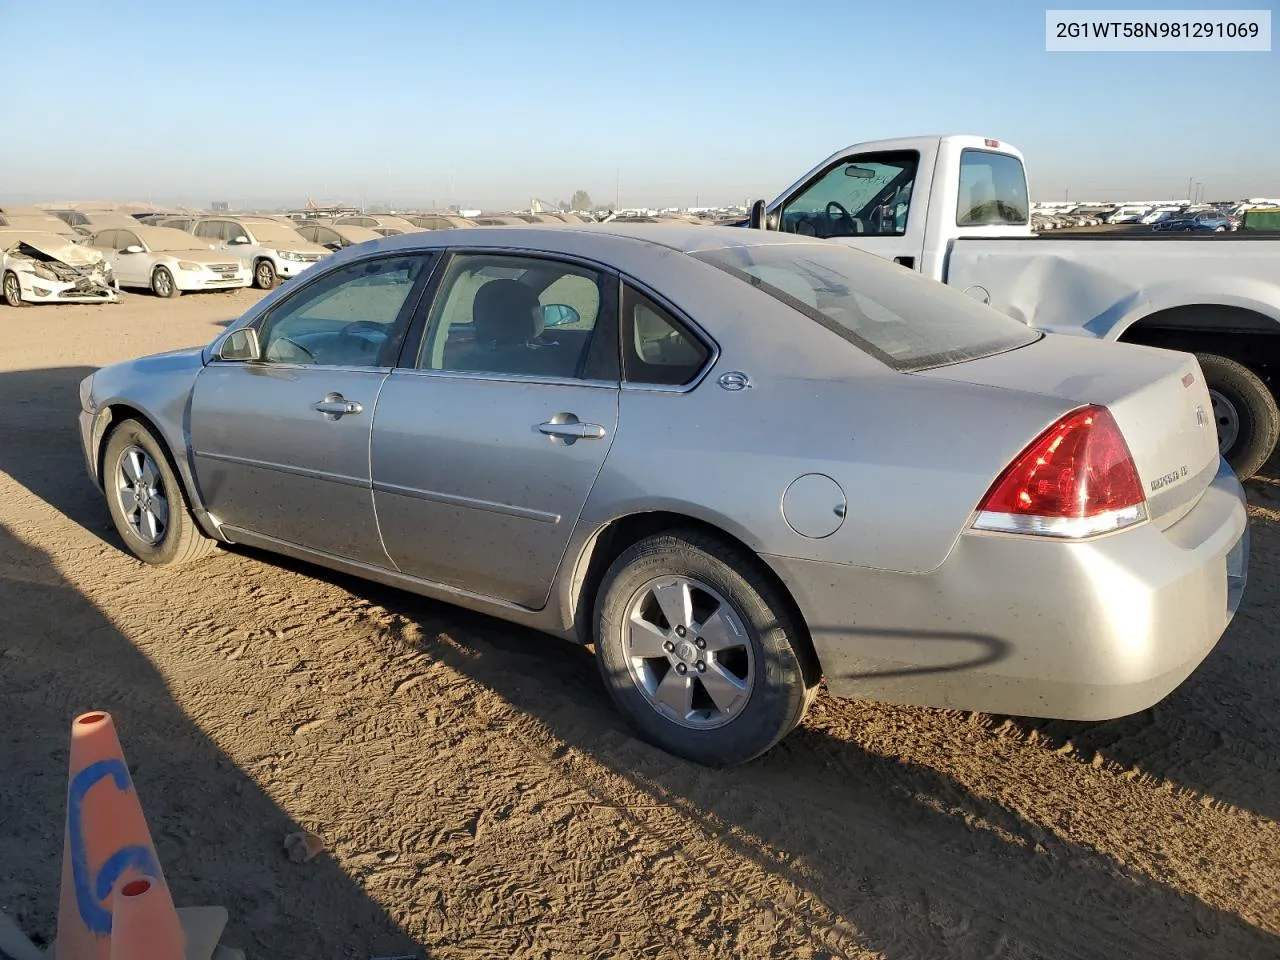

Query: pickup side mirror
left=217, top=327, right=261, bottom=362
left=121, top=245, right=144, bottom=254
left=748, top=199, right=768, bottom=230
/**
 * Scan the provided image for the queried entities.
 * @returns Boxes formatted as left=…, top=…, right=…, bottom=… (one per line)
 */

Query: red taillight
left=973, top=405, right=1147, bottom=538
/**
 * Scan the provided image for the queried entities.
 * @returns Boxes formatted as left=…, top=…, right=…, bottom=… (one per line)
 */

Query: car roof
left=358, top=222, right=827, bottom=258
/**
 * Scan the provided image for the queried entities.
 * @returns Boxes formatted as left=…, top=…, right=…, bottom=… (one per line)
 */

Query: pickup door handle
left=312, top=393, right=363, bottom=419
left=538, top=415, right=607, bottom=443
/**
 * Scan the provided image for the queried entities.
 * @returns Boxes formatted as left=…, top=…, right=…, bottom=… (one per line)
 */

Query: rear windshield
left=691, top=241, right=1040, bottom=372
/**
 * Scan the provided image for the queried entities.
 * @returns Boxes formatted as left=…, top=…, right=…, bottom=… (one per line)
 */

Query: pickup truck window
left=693, top=241, right=1040, bottom=372
left=956, top=149, right=1029, bottom=226
left=779, top=151, right=918, bottom=239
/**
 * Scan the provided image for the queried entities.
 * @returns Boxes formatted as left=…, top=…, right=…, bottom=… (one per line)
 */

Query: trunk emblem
left=1196, top=405, right=1208, bottom=427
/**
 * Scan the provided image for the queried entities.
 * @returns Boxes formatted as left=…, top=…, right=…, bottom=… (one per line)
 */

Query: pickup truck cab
left=746, top=135, right=1280, bottom=479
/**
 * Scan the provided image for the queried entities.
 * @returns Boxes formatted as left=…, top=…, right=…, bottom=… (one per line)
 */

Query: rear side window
left=956, top=149, right=1029, bottom=226
left=621, top=285, right=711, bottom=386
left=692, top=241, right=1040, bottom=372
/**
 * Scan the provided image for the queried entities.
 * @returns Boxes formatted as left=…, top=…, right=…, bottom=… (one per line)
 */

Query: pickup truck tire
left=1195, top=352, right=1279, bottom=481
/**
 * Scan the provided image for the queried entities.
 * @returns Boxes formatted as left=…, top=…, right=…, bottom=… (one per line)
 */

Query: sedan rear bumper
left=763, top=457, right=1249, bottom=721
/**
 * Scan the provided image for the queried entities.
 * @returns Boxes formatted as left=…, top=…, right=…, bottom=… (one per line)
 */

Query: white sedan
left=90, top=225, right=250, bottom=297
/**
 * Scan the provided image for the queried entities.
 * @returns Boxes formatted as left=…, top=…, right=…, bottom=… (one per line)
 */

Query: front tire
left=254, top=259, right=277, bottom=289
left=1196, top=352, right=1280, bottom=481
left=151, top=266, right=181, bottom=298
left=102, top=419, right=219, bottom=566
left=3, top=271, right=25, bottom=307
left=594, top=529, right=818, bottom=767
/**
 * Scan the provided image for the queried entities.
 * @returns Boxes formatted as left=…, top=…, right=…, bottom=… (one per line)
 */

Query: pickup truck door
left=767, top=146, right=935, bottom=272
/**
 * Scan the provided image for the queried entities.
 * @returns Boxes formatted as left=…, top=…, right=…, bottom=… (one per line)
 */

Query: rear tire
left=1195, top=352, right=1279, bottom=481
left=102, top=419, right=219, bottom=566
left=151, top=266, right=181, bottom=298
left=3, top=271, right=25, bottom=307
left=593, top=529, right=818, bottom=767
left=254, top=259, right=277, bottom=289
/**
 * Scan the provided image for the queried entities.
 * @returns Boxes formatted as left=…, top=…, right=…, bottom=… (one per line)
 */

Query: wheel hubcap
left=155, top=272, right=170, bottom=295
left=623, top=576, right=754, bottom=730
left=257, top=264, right=271, bottom=285
left=4, top=276, right=16, bottom=302
left=1208, top=388, right=1239, bottom=455
left=115, top=446, right=169, bottom=545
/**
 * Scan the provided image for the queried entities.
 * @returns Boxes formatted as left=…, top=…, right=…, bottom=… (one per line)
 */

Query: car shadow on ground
left=271, top=568, right=1277, bottom=960
left=0, top=522, right=421, bottom=956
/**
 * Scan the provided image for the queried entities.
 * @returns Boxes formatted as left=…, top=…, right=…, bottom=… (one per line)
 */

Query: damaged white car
left=0, top=230, right=119, bottom=307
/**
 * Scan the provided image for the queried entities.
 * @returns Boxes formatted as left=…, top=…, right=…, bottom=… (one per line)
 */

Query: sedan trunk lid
left=917, top=334, right=1221, bottom=527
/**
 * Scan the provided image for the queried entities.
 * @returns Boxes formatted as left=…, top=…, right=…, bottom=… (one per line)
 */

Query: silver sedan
left=78, top=225, right=1250, bottom=766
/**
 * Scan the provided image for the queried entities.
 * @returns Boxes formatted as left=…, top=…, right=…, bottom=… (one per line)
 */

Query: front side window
left=247, top=254, right=434, bottom=367
left=93, top=230, right=118, bottom=250
left=956, top=149, right=1029, bottom=226
left=621, top=286, right=711, bottom=386
left=417, top=253, right=611, bottom=380
left=780, top=152, right=918, bottom=238
left=193, top=221, right=220, bottom=240
left=692, top=241, right=1040, bottom=372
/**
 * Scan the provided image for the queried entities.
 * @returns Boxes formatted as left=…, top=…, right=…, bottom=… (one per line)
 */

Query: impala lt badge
left=1195, top=404, right=1209, bottom=428
left=1150, top=465, right=1189, bottom=492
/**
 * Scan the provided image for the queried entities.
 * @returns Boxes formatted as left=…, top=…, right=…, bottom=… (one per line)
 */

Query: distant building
left=210, top=201, right=230, bottom=212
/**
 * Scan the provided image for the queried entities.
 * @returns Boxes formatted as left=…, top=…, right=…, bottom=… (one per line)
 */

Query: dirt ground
left=0, top=287, right=1277, bottom=960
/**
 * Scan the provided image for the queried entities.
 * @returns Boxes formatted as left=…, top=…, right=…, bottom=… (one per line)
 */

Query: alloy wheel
left=623, top=575, right=755, bottom=730
left=115, top=445, right=169, bottom=545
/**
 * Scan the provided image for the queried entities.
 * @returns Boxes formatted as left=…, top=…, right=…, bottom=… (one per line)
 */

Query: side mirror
left=748, top=199, right=768, bottom=230
left=230, top=235, right=251, bottom=245
left=217, top=327, right=261, bottom=362
left=541, top=303, right=580, bottom=327
left=121, top=245, right=144, bottom=254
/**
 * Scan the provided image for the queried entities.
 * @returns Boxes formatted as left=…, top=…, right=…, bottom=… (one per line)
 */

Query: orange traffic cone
left=54, top=712, right=172, bottom=960
left=108, top=878, right=185, bottom=960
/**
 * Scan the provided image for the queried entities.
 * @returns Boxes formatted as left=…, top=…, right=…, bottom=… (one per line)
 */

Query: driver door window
left=250, top=254, right=435, bottom=368
left=780, top=151, right=919, bottom=239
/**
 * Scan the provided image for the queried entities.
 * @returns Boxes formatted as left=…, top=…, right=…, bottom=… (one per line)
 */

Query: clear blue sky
left=0, top=0, right=1275, bottom=209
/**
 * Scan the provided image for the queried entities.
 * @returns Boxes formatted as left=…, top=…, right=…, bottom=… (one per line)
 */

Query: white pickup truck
left=740, top=135, right=1280, bottom=479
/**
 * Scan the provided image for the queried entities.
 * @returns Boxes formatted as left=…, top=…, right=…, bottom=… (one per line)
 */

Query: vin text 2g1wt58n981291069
left=740, top=134, right=1280, bottom=480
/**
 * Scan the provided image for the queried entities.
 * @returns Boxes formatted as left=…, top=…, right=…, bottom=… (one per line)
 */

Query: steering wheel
left=825, top=200, right=857, bottom=235
left=340, top=320, right=385, bottom=337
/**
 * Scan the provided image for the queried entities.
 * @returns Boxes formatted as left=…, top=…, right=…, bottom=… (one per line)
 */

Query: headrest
left=473, top=279, right=543, bottom=346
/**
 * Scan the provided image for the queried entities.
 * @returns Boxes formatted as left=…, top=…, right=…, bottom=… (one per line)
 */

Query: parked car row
left=1029, top=201, right=1244, bottom=233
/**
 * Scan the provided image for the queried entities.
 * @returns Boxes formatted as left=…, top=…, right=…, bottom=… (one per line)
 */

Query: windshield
left=135, top=227, right=203, bottom=251
left=691, top=241, right=1040, bottom=372
left=244, top=221, right=304, bottom=243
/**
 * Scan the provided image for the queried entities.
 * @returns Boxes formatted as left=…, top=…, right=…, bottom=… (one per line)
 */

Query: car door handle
left=538, top=415, right=606, bottom=442
left=312, top=393, right=363, bottom=419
